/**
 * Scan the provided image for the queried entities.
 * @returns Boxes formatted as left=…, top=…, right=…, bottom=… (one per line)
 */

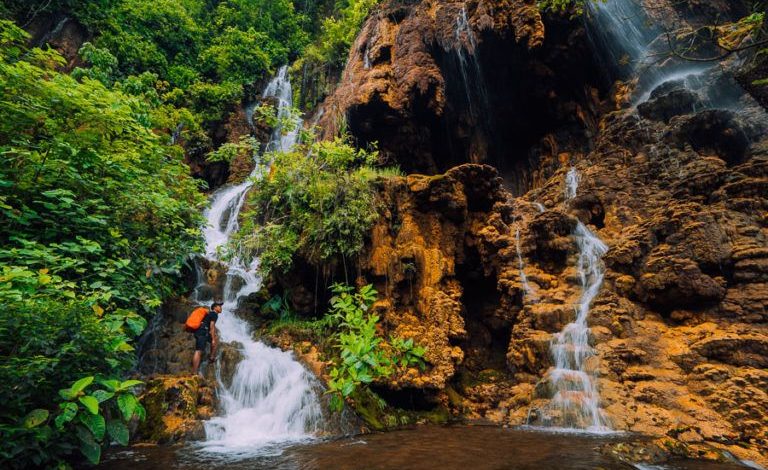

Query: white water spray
left=515, top=226, right=537, bottom=302
left=585, top=0, right=715, bottom=104
left=564, top=167, right=580, bottom=204
left=196, top=66, right=322, bottom=455
left=453, top=6, right=488, bottom=115
left=529, top=168, right=610, bottom=432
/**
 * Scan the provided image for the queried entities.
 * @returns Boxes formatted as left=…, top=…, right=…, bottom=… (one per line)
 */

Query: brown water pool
left=101, top=425, right=755, bottom=470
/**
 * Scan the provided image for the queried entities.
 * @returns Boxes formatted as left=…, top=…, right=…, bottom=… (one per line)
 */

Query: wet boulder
left=638, top=87, right=700, bottom=123
left=668, top=110, right=750, bottom=165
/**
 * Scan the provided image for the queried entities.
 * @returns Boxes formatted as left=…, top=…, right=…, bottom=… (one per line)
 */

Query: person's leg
left=209, top=335, right=217, bottom=362
left=192, top=350, right=202, bottom=374
left=192, top=332, right=206, bottom=374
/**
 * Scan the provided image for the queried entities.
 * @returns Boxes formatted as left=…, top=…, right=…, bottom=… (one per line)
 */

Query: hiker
left=186, top=302, right=222, bottom=375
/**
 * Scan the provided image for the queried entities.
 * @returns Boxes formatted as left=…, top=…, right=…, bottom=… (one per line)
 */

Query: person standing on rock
left=187, top=301, right=221, bottom=375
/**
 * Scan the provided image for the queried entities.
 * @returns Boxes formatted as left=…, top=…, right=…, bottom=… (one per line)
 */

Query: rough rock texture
left=361, top=97, right=765, bottom=464
left=318, top=0, right=603, bottom=194
left=26, top=14, right=88, bottom=71
left=313, top=97, right=768, bottom=463
left=135, top=375, right=216, bottom=443
left=275, top=0, right=768, bottom=464
left=362, top=164, right=508, bottom=390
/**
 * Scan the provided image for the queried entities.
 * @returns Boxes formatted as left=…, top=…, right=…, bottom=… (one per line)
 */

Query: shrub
left=323, top=284, right=426, bottom=412
left=0, top=22, right=202, bottom=466
left=232, top=130, right=399, bottom=276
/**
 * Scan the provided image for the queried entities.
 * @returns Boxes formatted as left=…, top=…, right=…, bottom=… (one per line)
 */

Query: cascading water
left=563, top=167, right=580, bottom=204
left=453, top=6, right=488, bottom=115
left=528, top=168, right=610, bottom=432
left=585, top=0, right=720, bottom=104
left=194, top=65, right=323, bottom=454
left=515, top=226, right=537, bottom=302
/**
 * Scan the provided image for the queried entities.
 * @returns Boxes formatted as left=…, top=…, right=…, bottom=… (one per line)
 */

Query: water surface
left=102, top=426, right=750, bottom=470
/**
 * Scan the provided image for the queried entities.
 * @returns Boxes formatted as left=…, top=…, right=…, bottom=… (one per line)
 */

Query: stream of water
left=515, top=226, right=537, bottom=302
left=194, top=66, right=323, bottom=456
left=585, top=0, right=726, bottom=104
left=528, top=168, right=610, bottom=432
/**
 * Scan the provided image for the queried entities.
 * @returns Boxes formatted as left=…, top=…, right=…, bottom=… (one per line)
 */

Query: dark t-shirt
left=196, top=310, right=219, bottom=334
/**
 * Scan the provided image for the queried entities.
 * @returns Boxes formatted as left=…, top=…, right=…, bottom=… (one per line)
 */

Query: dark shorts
left=194, top=329, right=211, bottom=351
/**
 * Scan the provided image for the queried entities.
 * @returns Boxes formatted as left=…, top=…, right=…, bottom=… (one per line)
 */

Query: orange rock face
left=339, top=110, right=767, bottom=464
left=361, top=164, right=507, bottom=389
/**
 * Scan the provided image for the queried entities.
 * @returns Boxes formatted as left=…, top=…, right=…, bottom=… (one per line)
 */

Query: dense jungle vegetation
left=2, top=0, right=764, bottom=467
left=0, top=1, right=379, bottom=467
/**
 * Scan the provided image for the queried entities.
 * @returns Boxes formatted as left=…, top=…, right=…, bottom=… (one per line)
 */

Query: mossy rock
left=136, top=375, right=207, bottom=444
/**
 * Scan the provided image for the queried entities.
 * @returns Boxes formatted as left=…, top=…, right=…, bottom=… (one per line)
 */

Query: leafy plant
left=324, top=284, right=427, bottom=412
left=232, top=129, right=398, bottom=277
left=389, top=336, right=426, bottom=370
left=326, top=283, right=387, bottom=411
left=0, top=376, right=145, bottom=467
left=0, top=20, right=200, bottom=468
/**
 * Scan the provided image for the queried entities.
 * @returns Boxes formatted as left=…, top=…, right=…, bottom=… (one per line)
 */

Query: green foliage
left=199, top=27, right=272, bottom=84
left=71, top=43, right=119, bottom=86
left=0, top=375, right=144, bottom=467
left=233, top=127, right=397, bottom=276
left=314, top=0, right=380, bottom=67
left=293, top=0, right=381, bottom=108
left=324, top=284, right=426, bottom=412
left=537, top=0, right=587, bottom=14
left=389, top=336, right=426, bottom=369
left=206, top=136, right=259, bottom=164
left=0, top=21, right=201, bottom=468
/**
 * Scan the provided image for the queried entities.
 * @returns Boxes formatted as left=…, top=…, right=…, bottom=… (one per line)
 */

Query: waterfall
left=363, top=43, right=372, bottom=70
left=195, top=65, right=323, bottom=454
left=529, top=168, right=610, bottom=432
left=515, top=226, right=537, bottom=302
left=585, top=0, right=714, bottom=103
left=564, top=167, right=580, bottom=204
left=453, top=6, right=488, bottom=115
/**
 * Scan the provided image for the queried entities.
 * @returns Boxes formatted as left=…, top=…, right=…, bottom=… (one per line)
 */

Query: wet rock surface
left=136, top=375, right=216, bottom=443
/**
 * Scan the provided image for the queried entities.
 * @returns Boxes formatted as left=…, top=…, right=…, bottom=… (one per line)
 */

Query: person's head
left=211, top=302, right=223, bottom=313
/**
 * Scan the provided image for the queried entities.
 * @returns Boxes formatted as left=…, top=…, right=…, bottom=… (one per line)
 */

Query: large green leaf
left=55, top=402, right=78, bottom=430
left=106, top=419, right=129, bottom=446
left=92, top=389, right=115, bottom=403
left=71, top=376, right=94, bottom=394
left=58, top=388, right=77, bottom=401
left=79, top=396, right=99, bottom=415
left=79, top=413, right=106, bottom=440
left=98, top=379, right=120, bottom=392
left=124, top=315, right=147, bottom=337
left=117, top=379, right=143, bottom=391
left=77, top=425, right=101, bottom=465
left=22, top=409, right=49, bottom=428
left=117, top=393, right=137, bottom=421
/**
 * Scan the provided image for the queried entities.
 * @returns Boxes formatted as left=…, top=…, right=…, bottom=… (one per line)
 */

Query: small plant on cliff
left=325, top=284, right=426, bottom=412
left=231, top=129, right=399, bottom=277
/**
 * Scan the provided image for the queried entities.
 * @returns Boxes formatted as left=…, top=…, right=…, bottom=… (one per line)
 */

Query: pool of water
left=102, top=426, right=752, bottom=470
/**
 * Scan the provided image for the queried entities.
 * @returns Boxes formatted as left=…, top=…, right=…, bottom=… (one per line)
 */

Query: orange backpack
left=185, top=307, right=209, bottom=332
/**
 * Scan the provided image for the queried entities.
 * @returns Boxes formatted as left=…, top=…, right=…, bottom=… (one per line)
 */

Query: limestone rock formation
left=296, top=0, right=768, bottom=464
left=317, top=0, right=600, bottom=190
left=135, top=375, right=215, bottom=443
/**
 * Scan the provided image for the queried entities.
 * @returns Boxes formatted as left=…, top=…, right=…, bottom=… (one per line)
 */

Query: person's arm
left=209, top=321, right=217, bottom=360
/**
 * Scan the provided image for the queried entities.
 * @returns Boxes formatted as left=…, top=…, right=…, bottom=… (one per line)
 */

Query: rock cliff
left=297, top=0, right=768, bottom=465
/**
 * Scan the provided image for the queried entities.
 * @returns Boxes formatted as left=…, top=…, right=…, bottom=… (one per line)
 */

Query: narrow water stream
left=527, top=168, right=611, bottom=431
